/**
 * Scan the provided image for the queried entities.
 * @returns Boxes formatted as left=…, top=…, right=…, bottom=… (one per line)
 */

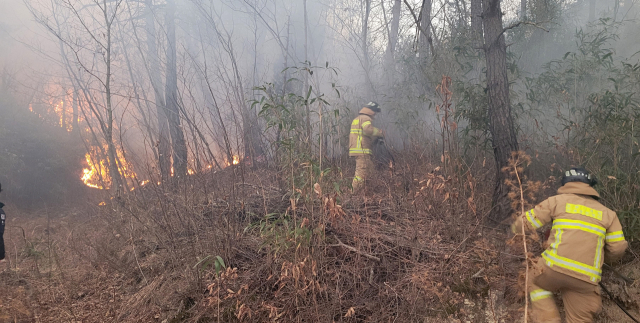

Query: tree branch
left=501, top=20, right=550, bottom=38
left=329, top=234, right=381, bottom=262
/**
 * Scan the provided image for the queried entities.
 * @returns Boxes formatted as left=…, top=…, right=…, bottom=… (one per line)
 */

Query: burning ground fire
left=227, top=155, right=240, bottom=166
left=82, top=149, right=241, bottom=190
left=81, top=145, right=137, bottom=190
left=82, top=151, right=108, bottom=189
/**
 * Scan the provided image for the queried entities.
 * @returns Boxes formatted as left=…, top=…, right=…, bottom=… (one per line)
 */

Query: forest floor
left=0, top=157, right=639, bottom=322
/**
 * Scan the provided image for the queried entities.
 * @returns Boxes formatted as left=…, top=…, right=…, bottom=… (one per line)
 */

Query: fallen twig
left=328, top=234, right=381, bottom=262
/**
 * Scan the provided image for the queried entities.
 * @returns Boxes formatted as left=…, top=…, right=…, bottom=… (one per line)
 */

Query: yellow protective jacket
left=513, top=182, right=628, bottom=285
left=349, top=107, right=383, bottom=156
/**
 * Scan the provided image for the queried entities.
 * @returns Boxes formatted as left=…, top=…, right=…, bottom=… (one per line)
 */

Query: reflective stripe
left=566, top=203, right=603, bottom=220
left=606, top=231, right=625, bottom=242
left=547, top=219, right=608, bottom=282
left=350, top=116, right=373, bottom=154
left=552, top=219, right=606, bottom=237
left=542, top=250, right=602, bottom=282
left=349, top=148, right=372, bottom=154
left=530, top=289, right=553, bottom=302
left=354, top=176, right=363, bottom=182
left=595, top=236, right=603, bottom=267
left=526, top=209, right=543, bottom=228
left=550, top=228, right=563, bottom=254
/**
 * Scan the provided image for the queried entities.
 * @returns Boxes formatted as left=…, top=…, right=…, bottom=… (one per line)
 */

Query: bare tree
left=481, top=0, right=519, bottom=223
left=165, top=0, right=189, bottom=179
left=384, top=0, right=401, bottom=86
left=145, top=0, right=172, bottom=183
left=471, top=0, right=483, bottom=46
left=362, top=0, right=372, bottom=96
left=28, top=0, right=128, bottom=195
left=419, top=0, right=433, bottom=60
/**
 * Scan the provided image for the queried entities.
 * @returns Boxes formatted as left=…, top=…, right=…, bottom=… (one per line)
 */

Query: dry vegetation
left=1, top=152, right=638, bottom=323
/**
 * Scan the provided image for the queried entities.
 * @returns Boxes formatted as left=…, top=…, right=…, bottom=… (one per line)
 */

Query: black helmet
left=561, top=167, right=597, bottom=187
left=364, top=101, right=380, bottom=113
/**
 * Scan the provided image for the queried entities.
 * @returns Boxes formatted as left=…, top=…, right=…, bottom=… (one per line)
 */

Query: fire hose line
left=600, top=264, right=639, bottom=323
left=599, top=282, right=639, bottom=323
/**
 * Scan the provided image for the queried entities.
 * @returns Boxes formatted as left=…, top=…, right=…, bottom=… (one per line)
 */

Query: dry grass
left=0, top=153, right=638, bottom=323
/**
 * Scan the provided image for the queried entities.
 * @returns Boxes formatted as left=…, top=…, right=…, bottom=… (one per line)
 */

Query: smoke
left=0, top=0, right=638, bottom=200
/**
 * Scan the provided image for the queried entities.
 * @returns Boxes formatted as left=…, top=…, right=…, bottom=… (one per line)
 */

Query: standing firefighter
left=512, top=167, right=628, bottom=323
left=349, top=102, right=384, bottom=192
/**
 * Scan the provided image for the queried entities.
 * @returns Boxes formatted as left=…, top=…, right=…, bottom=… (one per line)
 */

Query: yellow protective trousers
left=528, top=258, right=601, bottom=323
left=352, top=155, right=374, bottom=192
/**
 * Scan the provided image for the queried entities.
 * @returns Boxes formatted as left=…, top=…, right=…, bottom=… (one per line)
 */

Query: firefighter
left=511, top=167, right=628, bottom=323
left=349, top=101, right=384, bottom=192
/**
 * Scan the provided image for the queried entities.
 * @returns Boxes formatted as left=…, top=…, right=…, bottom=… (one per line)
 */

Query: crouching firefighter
left=511, top=167, right=628, bottom=323
left=349, top=101, right=384, bottom=192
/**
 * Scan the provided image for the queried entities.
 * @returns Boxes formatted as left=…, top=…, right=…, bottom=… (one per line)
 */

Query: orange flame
left=80, top=143, right=138, bottom=189
left=82, top=151, right=107, bottom=189
left=225, top=155, right=240, bottom=167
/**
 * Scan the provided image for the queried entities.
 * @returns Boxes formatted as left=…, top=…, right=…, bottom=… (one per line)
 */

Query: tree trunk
left=469, top=0, right=483, bottom=82
left=589, top=0, right=596, bottom=21
left=419, top=0, right=433, bottom=60
left=520, top=0, right=526, bottom=20
left=362, top=0, right=372, bottom=95
left=103, top=0, right=123, bottom=196
left=145, top=0, right=171, bottom=183
left=304, top=0, right=311, bottom=143
left=471, top=0, right=482, bottom=47
left=482, top=0, right=519, bottom=223
left=165, top=0, right=188, bottom=179
left=72, top=87, right=78, bottom=132
left=119, top=18, right=158, bottom=166
left=385, top=0, right=401, bottom=85
left=61, top=91, right=67, bottom=130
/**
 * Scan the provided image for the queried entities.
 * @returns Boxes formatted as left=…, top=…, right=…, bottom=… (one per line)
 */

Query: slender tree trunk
left=61, top=91, right=67, bottom=130
left=419, top=0, right=433, bottom=60
left=72, top=87, right=79, bottom=132
left=103, top=0, right=123, bottom=196
left=165, top=0, right=188, bottom=179
left=520, top=0, right=526, bottom=20
left=589, top=0, right=596, bottom=21
left=418, top=0, right=433, bottom=95
left=362, top=0, right=372, bottom=95
left=482, top=0, right=519, bottom=223
left=145, top=0, right=171, bottom=183
left=304, top=0, right=311, bottom=142
left=471, top=0, right=483, bottom=47
left=56, top=35, right=79, bottom=133
left=385, top=0, right=401, bottom=84
left=119, top=19, right=158, bottom=165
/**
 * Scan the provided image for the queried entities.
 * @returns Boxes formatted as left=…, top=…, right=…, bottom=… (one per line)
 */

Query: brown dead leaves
left=206, top=267, right=253, bottom=321
left=276, top=256, right=321, bottom=297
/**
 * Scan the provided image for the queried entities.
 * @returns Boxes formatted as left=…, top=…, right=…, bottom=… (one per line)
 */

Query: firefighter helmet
left=364, top=101, right=380, bottom=113
left=561, top=167, right=597, bottom=187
